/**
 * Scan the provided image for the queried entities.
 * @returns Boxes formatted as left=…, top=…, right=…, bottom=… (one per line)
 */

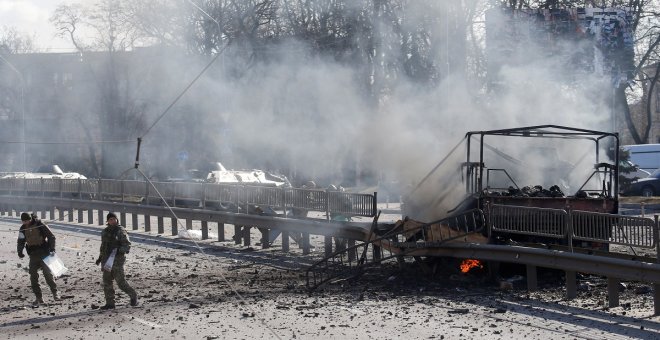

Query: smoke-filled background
left=0, top=1, right=638, bottom=221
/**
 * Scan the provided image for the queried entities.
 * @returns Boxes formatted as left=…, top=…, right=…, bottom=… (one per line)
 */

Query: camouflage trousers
left=102, top=262, right=137, bottom=305
left=29, top=254, right=58, bottom=299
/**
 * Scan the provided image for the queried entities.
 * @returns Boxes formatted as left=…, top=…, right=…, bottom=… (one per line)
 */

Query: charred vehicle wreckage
left=307, top=125, right=628, bottom=290
left=392, top=125, right=620, bottom=251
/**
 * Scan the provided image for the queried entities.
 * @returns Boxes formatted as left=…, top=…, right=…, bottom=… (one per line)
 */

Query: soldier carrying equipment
left=16, top=212, right=61, bottom=306
left=95, top=212, right=138, bottom=310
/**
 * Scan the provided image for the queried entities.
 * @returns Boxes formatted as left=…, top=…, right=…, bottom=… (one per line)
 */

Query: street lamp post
left=0, top=54, right=26, bottom=172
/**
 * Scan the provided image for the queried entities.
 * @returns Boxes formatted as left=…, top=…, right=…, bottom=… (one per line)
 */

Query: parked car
left=619, top=160, right=651, bottom=180
left=622, top=168, right=660, bottom=196
left=621, top=144, right=660, bottom=173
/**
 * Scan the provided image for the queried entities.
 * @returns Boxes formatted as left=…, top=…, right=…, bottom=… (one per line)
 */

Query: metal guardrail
left=0, top=178, right=377, bottom=217
left=489, top=204, right=658, bottom=249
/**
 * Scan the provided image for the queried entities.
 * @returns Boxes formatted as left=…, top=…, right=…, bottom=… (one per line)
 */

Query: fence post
left=218, top=222, right=225, bottom=242
left=145, top=181, right=150, bottom=205
left=201, top=220, right=208, bottom=240
left=132, top=213, right=138, bottom=231
left=281, top=186, right=286, bottom=218
left=608, top=277, right=620, bottom=308
left=302, top=232, right=310, bottom=255
left=97, top=179, right=102, bottom=201
left=566, top=209, right=574, bottom=252
left=324, top=236, right=333, bottom=257
left=235, top=186, right=240, bottom=213
left=201, top=183, right=206, bottom=209
left=234, top=225, right=242, bottom=244
left=526, top=264, right=537, bottom=292
left=171, top=183, right=176, bottom=207
left=325, top=188, right=330, bottom=220
left=171, top=217, right=178, bottom=236
left=157, top=216, right=164, bottom=234
left=654, top=215, right=660, bottom=315
left=565, top=270, right=577, bottom=300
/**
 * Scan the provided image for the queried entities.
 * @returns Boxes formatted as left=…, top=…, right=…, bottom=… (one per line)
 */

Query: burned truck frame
left=462, top=125, right=619, bottom=250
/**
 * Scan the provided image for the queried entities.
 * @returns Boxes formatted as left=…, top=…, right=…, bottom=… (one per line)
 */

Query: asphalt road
left=1, top=217, right=660, bottom=339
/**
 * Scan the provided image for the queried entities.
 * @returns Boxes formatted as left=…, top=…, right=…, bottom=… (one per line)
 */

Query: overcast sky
left=0, top=0, right=78, bottom=52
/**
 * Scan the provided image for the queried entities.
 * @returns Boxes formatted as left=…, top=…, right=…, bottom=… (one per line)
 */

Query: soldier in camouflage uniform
left=16, top=212, right=61, bottom=306
left=95, top=212, right=138, bottom=310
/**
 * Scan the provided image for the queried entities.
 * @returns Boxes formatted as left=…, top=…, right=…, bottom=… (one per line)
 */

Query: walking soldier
left=16, top=212, right=60, bottom=306
left=95, top=212, right=138, bottom=309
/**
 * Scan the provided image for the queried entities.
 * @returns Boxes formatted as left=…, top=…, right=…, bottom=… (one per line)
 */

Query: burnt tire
left=641, top=186, right=655, bottom=197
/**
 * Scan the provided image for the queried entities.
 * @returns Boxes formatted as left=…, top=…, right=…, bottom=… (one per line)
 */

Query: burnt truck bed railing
left=489, top=204, right=657, bottom=250
left=486, top=168, right=520, bottom=191
left=0, top=178, right=377, bottom=218
left=574, top=163, right=617, bottom=197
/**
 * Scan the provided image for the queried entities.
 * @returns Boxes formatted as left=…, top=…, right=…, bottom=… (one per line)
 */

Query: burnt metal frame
left=465, top=125, right=620, bottom=199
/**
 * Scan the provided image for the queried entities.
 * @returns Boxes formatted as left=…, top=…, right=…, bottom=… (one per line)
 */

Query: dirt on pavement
left=0, top=216, right=659, bottom=340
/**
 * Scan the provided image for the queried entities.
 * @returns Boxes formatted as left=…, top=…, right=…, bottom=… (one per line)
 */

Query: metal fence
left=490, top=204, right=568, bottom=239
left=488, top=204, right=658, bottom=249
left=572, top=210, right=656, bottom=248
left=0, top=178, right=377, bottom=218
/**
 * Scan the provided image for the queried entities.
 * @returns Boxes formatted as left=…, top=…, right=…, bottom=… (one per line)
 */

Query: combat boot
left=32, top=297, right=45, bottom=307
left=130, top=295, right=138, bottom=307
left=52, top=291, right=61, bottom=301
left=99, top=304, right=115, bottom=310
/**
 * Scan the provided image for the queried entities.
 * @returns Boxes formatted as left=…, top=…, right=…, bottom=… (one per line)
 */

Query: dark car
left=622, top=168, right=660, bottom=196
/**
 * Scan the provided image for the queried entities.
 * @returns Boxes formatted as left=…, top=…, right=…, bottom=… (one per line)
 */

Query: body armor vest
left=24, top=226, right=46, bottom=247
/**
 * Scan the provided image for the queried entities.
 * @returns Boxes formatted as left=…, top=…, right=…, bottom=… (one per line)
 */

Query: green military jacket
left=96, top=224, right=131, bottom=264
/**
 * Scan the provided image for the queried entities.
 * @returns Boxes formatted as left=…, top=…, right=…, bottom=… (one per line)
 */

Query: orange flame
left=460, top=259, right=483, bottom=274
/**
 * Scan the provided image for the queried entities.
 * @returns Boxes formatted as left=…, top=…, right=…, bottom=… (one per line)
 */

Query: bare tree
left=0, top=26, right=35, bottom=54
left=50, top=0, right=151, bottom=177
